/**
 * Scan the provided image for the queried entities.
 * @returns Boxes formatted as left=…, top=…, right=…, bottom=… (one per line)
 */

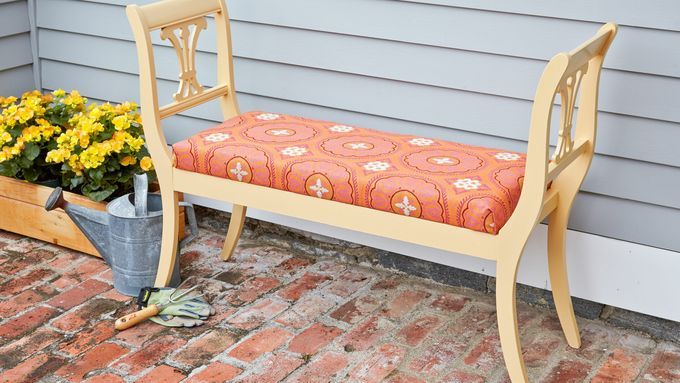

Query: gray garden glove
left=141, top=287, right=215, bottom=328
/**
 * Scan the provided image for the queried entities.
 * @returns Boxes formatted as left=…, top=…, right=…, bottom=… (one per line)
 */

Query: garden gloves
left=139, top=287, right=215, bottom=328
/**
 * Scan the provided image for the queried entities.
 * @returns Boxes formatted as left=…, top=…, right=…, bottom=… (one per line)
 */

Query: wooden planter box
left=0, top=175, right=185, bottom=258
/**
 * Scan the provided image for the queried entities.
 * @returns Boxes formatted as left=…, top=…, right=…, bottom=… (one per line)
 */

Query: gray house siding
left=0, top=0, right=34, bottom=96
left=34, top=0, right=680, bottom=252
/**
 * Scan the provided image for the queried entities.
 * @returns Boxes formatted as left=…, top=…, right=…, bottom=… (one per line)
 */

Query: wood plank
left=38, top=0, right=680, bottom=77
left=0, top=195, right=102, bottom=255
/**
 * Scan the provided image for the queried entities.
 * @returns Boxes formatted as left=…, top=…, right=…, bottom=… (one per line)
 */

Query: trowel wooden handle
left=115, top=304, right=160, bottom=330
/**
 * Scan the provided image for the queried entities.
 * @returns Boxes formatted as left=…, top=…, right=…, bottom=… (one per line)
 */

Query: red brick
left=0, top=327, right=64, bottom=369
left=277, top=272, right=330, bottom=301
left=463, top=333, right=503, bottom=375
left=47, top=279, right=110, bottom=310
left=82, top=373, right=126, bottom=383
left=137, top=365, right=186, bottom=383
left=348, top=343, right=405, bottom=383
left=382, top=290, right=430, bottom=318
left=97, top=268, right=114, bottom=282
left=0, top=306, right=57, bottom=339
left=408, top=339, right=468, bottom=376
left=0, top=268, right=54, bottom=296
left=51, top=298, right=120, bottom=332
left=228, top=327, right=293, bottom=362
left=288, top=323, right=342, bottom=355
left=371, top=278, right=402, bottom=290
left=522, top=334, right=562, bottom=368
left=59, top=321, right=116, bottom=356
left=330, top=296, right=380, bottom=324
left=223, top=276, right=280, bottom=305
left=343, top=316, right=395, bottom=351
left=185, top=362, right=243, bottom=383
left=396, top=315, right=441, bottom=346
left=0, top=256, right=33, bottom=275
left=384, top=372, right=426, bottom=383
left=313, top=260, right=347, bottom=275
left=55, top=342, right=129, bottom=382
left=100, top=288, right=131, bottom=302
left=445, top=304, right=496, bottom=340
left=114, top=320, right=166, bottom=346
left=439, top=371, right=485, bottom=383
left=640, top=343, right=680, bottom=383
left=239, top=352, right=304, bottom=383
left=171, top=329, right=239, bottom=367
left=51, top=275, right=81, bottom=290
left=324, top=269, right=371, bottom=297
left=591, top=348, right=647, bottom=383
left=0, top=353, right=65, bottom=383
left=114, top=334, right=187, bottom=375
left=431, top=293, right=471, bottom=313
left=271, top=257, right=312, bottom=278
left=228, top=298, right=289, bottom=330
left=0, top=289, right=44, bottom=317
left=289, top=351, right=349, bottom=383
left=64, top=257, right=108, bottom=282
left=46, top=251, right=85, bottom=272
left=542, top=359, right=592, bottom=383
left=275, top=294, right=338, bottom=329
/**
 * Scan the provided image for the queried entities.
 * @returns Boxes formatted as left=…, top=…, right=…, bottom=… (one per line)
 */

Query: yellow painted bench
left=126, top=1, right=617, bottom=381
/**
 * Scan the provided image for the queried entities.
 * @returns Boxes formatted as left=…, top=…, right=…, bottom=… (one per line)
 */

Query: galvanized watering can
left=44, top=174, right=198, bottom=296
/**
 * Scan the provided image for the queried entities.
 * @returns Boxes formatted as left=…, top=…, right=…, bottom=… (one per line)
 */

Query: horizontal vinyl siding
left=0, top=0, right=34, bottom=95
left=35, top=0, right=680, bottom=252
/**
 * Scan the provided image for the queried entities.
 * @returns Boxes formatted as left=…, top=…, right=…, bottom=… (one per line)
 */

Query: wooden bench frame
left=126, top=1, right=617, bottom=381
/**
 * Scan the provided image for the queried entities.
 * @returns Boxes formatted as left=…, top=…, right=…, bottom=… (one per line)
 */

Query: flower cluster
left=0, top=90, right=83, bottom=182
left=45, top=98, right=154, bottom=201
left=0, top=90, right=155, bottom=202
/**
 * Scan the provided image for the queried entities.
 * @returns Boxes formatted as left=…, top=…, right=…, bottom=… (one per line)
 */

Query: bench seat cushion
left=172, top=112, right=527, bottom=234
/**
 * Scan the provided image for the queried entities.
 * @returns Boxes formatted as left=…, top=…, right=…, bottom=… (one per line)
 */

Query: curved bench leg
left=155, top=190, right=180, bottom=287
left=548, top=207, right=581, bottom=348
left=496, top=248, right=529, bottom=383
left=220, top=204, right=247, bottom=261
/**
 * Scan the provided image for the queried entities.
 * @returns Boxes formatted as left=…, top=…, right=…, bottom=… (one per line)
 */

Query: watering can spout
left=45, top=187, right=112, bottom=264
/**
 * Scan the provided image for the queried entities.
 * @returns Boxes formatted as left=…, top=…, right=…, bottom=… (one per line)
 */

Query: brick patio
left=0, top=222, right=678, bottom=383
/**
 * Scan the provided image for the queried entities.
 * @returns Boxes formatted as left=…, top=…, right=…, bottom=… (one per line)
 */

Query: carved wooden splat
left=553, top=64, right=588, bottom=163
left=160, top=17, right=208, bottom=102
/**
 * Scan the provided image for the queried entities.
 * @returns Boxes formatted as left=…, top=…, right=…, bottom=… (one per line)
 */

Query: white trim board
left=186, top=195, right=680, bottom=322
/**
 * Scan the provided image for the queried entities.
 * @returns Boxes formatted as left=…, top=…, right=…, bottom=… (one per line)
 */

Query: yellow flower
left=120, top=156, right=137, bottom=166
left=17, top=108, right=34, bottom=124
left=53, top=89, right=66, bottom=97
left=112, top=115, right=130, bottom=131
left=140, top=156, right=153, bottom=171
left=63, top=90, right=85, bottom=107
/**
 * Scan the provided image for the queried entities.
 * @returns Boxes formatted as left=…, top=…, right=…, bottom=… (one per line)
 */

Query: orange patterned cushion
left=173, top=112, right=526, bottom=234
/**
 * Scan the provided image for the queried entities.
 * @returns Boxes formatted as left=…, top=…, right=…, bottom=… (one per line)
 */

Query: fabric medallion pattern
left=173, top=111, right=527, bottom=234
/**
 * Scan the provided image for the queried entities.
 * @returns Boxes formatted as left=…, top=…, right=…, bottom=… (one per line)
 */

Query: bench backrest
left=127, top=0, right=239, bottom=169
left=521, top=23, right=617, bottom=215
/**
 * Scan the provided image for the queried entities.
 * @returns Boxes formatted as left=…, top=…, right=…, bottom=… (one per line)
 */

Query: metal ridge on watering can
left=45, top=174, right=198, bottom=296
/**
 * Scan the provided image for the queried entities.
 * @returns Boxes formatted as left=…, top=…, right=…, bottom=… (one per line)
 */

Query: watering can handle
left=178, top=202, right=198, bottom=249
left=133, top=173, right=148, bottom=217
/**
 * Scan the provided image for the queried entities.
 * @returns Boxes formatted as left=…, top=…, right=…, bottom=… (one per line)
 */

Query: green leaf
left=22, top=167, right=39, bottom=182
left=83, top=184, right=116, bottom=202
left=23, top=142, right=40, bottom=161
left=70, top=175, right=85, bottom=188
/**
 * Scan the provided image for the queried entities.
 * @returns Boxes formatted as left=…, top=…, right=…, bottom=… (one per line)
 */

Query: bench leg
left=155, top=190, right=180, bottom=287
left=496, top=251, right=529, bottom=383
left=220, top=204, right=247, bottom=261
left=548, top=208, right=581, bottom=348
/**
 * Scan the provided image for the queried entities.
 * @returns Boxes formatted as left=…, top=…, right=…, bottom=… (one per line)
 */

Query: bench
left=126, top=1, right=617, bottom=381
